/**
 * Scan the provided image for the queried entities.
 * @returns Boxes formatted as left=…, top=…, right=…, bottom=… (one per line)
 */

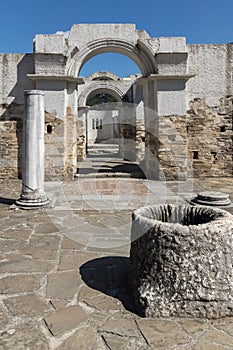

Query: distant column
left=16, top=90, right=50, bottom=208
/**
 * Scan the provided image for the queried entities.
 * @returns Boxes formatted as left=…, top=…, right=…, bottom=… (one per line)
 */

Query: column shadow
left=0, top=197, right=15, bottom=205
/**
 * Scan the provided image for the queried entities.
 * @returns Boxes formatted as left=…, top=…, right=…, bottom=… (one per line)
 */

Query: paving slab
left=0, top=177, right=233, bottom=349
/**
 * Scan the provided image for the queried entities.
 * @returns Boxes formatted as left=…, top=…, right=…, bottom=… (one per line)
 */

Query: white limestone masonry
left=0, top=23, right=232, bottom=180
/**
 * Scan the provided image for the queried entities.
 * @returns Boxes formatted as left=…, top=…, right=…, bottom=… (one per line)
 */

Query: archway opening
left=85, top=90, right=120, bottom=155
left=79, top=52, right=141, bottom=78
left=76, top=52, right=146, bottom=179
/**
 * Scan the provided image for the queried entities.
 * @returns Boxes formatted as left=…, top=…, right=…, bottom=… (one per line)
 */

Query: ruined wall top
left=33, top=23, right=187, bottom=56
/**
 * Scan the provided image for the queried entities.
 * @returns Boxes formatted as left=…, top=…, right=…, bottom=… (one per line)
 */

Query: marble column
left=143, top=79, right=159, bottom=179
left=16, top=90, right=50, bottom=208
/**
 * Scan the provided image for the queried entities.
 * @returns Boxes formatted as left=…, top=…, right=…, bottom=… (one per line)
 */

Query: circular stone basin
left=130, top=204, right=233, bottom=318
left=191, top=191, right=231, bottom=206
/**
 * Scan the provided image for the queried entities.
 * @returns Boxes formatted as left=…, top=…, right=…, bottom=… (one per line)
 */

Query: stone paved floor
left=0, top=177, right=233, bottom=349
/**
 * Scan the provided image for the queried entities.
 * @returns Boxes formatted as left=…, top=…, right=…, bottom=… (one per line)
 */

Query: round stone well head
left=130, top=204, right=233, bottom=318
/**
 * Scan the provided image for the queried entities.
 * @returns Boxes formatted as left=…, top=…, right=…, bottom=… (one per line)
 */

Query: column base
left=15, top=196, right=51, bottom=210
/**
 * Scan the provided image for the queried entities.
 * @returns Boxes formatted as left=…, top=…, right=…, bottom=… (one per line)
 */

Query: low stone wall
left=0, top=102, right=23, bottom=179
left=130, top=204, right=233, bottom=318
left=0, top=120, right=20, bottom=178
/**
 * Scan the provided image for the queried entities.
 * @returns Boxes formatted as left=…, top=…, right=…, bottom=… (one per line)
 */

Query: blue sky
left=1, top=0, right=232, bottom=77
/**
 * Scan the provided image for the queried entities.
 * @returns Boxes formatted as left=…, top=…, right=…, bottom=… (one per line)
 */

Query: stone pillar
left=143, top=79, right=159, bottom=179
left=16, top=90, right=50, bottom=208
left=133, top=83, right=145, bottom=162
left=120, top=104, right=137, bottom=161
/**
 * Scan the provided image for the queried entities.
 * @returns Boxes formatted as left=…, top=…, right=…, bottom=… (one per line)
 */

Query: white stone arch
left=78, top=82, right=126, bottom=106
left=67, top=39, right=157, bottom=77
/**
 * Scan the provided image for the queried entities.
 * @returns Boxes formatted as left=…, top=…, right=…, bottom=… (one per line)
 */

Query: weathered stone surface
left=0, top=304, right=8, bottom=329
left=130, top=204, right=233, bottom=318
left=0, top=239, right=26, bottom=253
left=56, top=326, right=105, bottom=349
left=178, top=319, right=209, bottom=338
left=25, top=234, right=60, bottom=260
left=0, top=256, right=54, bottom=273
left=0, top=320, right=50, bottom=350
left=137, top=319, right=189, bottom=349
left=102, top=333, right=149, bottom=350
left=78, top=284, right=103, bottom=302
left=211, top=317, right=233, bottom=337
left=44, top=305, right=88, bottom=336
left=80, top=289, right=122, bottom=312
left=4, top=295, right=51, bottom=317
left=186, top=97, right=233, bottom=178
left=0, top=226, right=33, bottom=240
left=58, top=250, right=100, bottom=271
left=34, top=222, right=60, bottom=234
left=61, top=237, right=85, bottom=250
left=49, top=299, right=68, bottom=310
left=99, top=313, right=138, bottom=337
left=204, top=329, right=233, bottom=347
left=46, top=271, right=82, bottom=299
left=0, top=274, right=41, bottom=294
left=0, top=178, right=233, bottom=349
left=100, top=333, right=127, bottom=350
left=187, top=340, right=228, bottom=350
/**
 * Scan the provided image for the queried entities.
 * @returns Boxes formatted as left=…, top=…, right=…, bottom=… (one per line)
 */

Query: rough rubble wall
left=44, top=113, right=65, bottom=181
left=158, top=97, right=233, bottom=179
left=0, top=103, right=23, bottom=179
left=0, top=54, right=33, bottom=179
left=0, top=120, right=20, bottom=179
left=77, top=109, right=87, bottom=164
left=158, top=115, right=187, bottom=180
left=187, top=97, right=233, bottom=177
left=64, top=108, right=77, bottom=180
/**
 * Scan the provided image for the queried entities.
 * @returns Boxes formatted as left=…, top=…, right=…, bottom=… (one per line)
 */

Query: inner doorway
left=86, top=92, right=120, bottom=152
left=77, top=98, right=146, bottom=179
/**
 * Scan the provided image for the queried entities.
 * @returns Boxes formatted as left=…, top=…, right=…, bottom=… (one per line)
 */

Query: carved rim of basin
left=131, top=204, right=233, bottom=242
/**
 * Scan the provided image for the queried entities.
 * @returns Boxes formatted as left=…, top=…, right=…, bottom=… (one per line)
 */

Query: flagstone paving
left=0, top=177, right=233, bottom=349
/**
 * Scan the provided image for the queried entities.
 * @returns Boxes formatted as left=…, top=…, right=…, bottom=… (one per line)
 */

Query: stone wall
left=44, top=113, right=65, bottom=181
left=64, top=108, right=77, bottom=180
left=0, top=54, right=34, bottom=106
left=158, top=97, right=233, bottom=179
left=0, top=24, right=232, bottom=181
left=158, top=115, right=187, bottom=180
left=0, top=103, right=24, bottom=179
left=187, top=97, right=233, bottom=177
left=187, top=44, right=233, bottom=106
left=0, top=120, right=20, bottom=179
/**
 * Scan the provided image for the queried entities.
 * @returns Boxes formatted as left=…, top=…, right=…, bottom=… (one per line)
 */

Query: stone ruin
left=130, top=204, right=233, bottom=319
left=0, top=23, right=232, bottom=183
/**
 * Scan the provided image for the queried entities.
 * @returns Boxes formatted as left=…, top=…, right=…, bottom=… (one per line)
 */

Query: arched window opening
left=87, top=93, right=118, bottom=107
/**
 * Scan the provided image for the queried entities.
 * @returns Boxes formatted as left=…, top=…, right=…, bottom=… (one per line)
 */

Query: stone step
left=75, top=172, right=143, bottom=179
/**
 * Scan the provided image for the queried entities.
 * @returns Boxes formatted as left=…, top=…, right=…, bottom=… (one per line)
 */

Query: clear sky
left=1, top=0, right=232, bottom=77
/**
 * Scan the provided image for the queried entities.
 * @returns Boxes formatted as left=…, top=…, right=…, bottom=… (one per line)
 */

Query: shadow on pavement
left=0, top=197, right=15, bottom=205
left=80, top=256, right=137, bottom=314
